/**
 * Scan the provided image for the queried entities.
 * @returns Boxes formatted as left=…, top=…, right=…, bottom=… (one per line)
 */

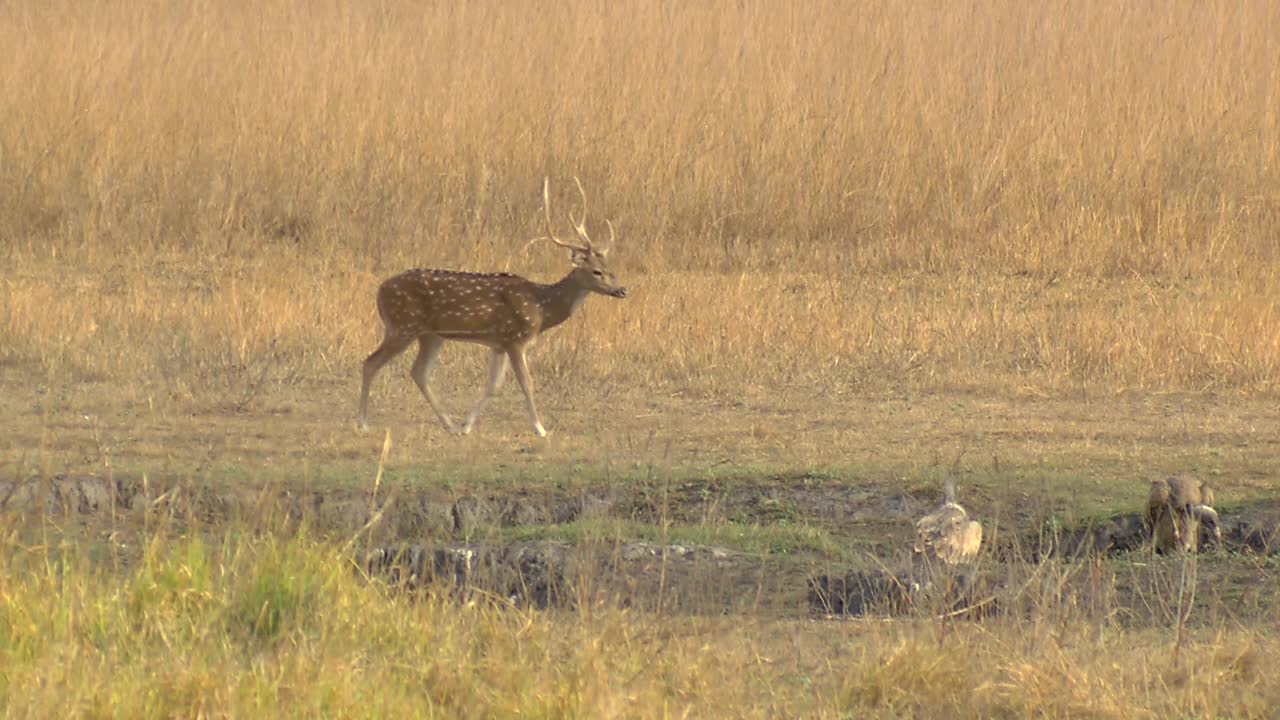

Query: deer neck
left=535, top=271, right=592, bottom=331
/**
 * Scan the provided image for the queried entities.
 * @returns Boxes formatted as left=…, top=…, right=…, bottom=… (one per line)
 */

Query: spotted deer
left=357, top=178, right=627, bottom=437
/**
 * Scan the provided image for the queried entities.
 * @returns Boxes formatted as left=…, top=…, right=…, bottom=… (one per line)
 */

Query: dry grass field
left=3, top=0, right=1280, bottom=717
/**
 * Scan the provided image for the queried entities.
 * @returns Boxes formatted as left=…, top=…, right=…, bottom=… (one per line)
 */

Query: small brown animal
left=915, top=476, right=983, bottom=565
left=1146, top=474, right=1221, bottom=554
left=357, top=179, right=627, bottom=437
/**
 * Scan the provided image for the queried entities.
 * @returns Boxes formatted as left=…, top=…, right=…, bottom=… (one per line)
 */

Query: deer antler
left=600, top=219, right=615, bottom=257
left=569, top=176, right=594, bottom=249
left=543, top=177, right=590, bottom=253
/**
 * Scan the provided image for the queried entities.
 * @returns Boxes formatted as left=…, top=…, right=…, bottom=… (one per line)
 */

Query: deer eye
left=592, top=269, right=605, bottom=277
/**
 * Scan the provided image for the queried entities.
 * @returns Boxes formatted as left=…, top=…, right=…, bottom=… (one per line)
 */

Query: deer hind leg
left=461, top=350, right=509, bottom=435
left=410, top=335, right=458, bottom=434
left=358, top=334, right=413, bottom=429
left=507, top=348, right=546, bottom=437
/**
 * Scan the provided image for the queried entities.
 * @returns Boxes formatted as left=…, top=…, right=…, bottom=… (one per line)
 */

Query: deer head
left=543, top=177, right=627, bottom=299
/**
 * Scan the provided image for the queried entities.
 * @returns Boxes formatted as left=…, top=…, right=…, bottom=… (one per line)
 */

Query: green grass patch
left=492, top=517, right=850, bottom=560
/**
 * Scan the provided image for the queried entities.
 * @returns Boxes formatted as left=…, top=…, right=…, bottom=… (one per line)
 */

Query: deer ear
left=570, top=247, right=591, bottom=266
left=596, top=246, right=609, bottom=259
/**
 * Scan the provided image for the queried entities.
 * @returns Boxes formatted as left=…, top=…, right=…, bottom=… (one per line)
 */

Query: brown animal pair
left=1146, top=474, right=1220, bottom=554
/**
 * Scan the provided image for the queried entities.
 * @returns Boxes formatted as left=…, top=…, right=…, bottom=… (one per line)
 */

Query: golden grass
left=5, top=0, right=1277, bottom=271
left=0, top=0, right=1278, bottom=511
left=1, top=0, right=1279, bottom=399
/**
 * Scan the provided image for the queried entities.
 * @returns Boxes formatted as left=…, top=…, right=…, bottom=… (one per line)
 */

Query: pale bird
left=914, top=476, right=983, bottom=565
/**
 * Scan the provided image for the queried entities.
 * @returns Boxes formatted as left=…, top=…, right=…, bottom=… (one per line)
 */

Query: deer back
left=376, top=269, right=547, bottom=346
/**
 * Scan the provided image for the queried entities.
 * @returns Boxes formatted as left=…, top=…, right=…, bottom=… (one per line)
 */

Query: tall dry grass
left=2, top=0, right=1279, bottom=397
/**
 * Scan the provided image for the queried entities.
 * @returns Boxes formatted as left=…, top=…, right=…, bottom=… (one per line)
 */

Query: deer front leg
left=358, top=334, right=413, bottom=429
left=410, top=335, right=458, bottom=434
left=507, top=347, right=546, bottom=437
left=461, top=350, right=509, bottom=435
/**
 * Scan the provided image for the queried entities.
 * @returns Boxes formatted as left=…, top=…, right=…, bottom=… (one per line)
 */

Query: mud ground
left=3, top=473, right=1278, bottom=624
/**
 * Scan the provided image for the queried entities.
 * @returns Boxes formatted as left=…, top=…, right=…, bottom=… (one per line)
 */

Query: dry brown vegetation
left=3, top=1, right=1280, bottom=716
left=3, top=0, right=1279, bottom=397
